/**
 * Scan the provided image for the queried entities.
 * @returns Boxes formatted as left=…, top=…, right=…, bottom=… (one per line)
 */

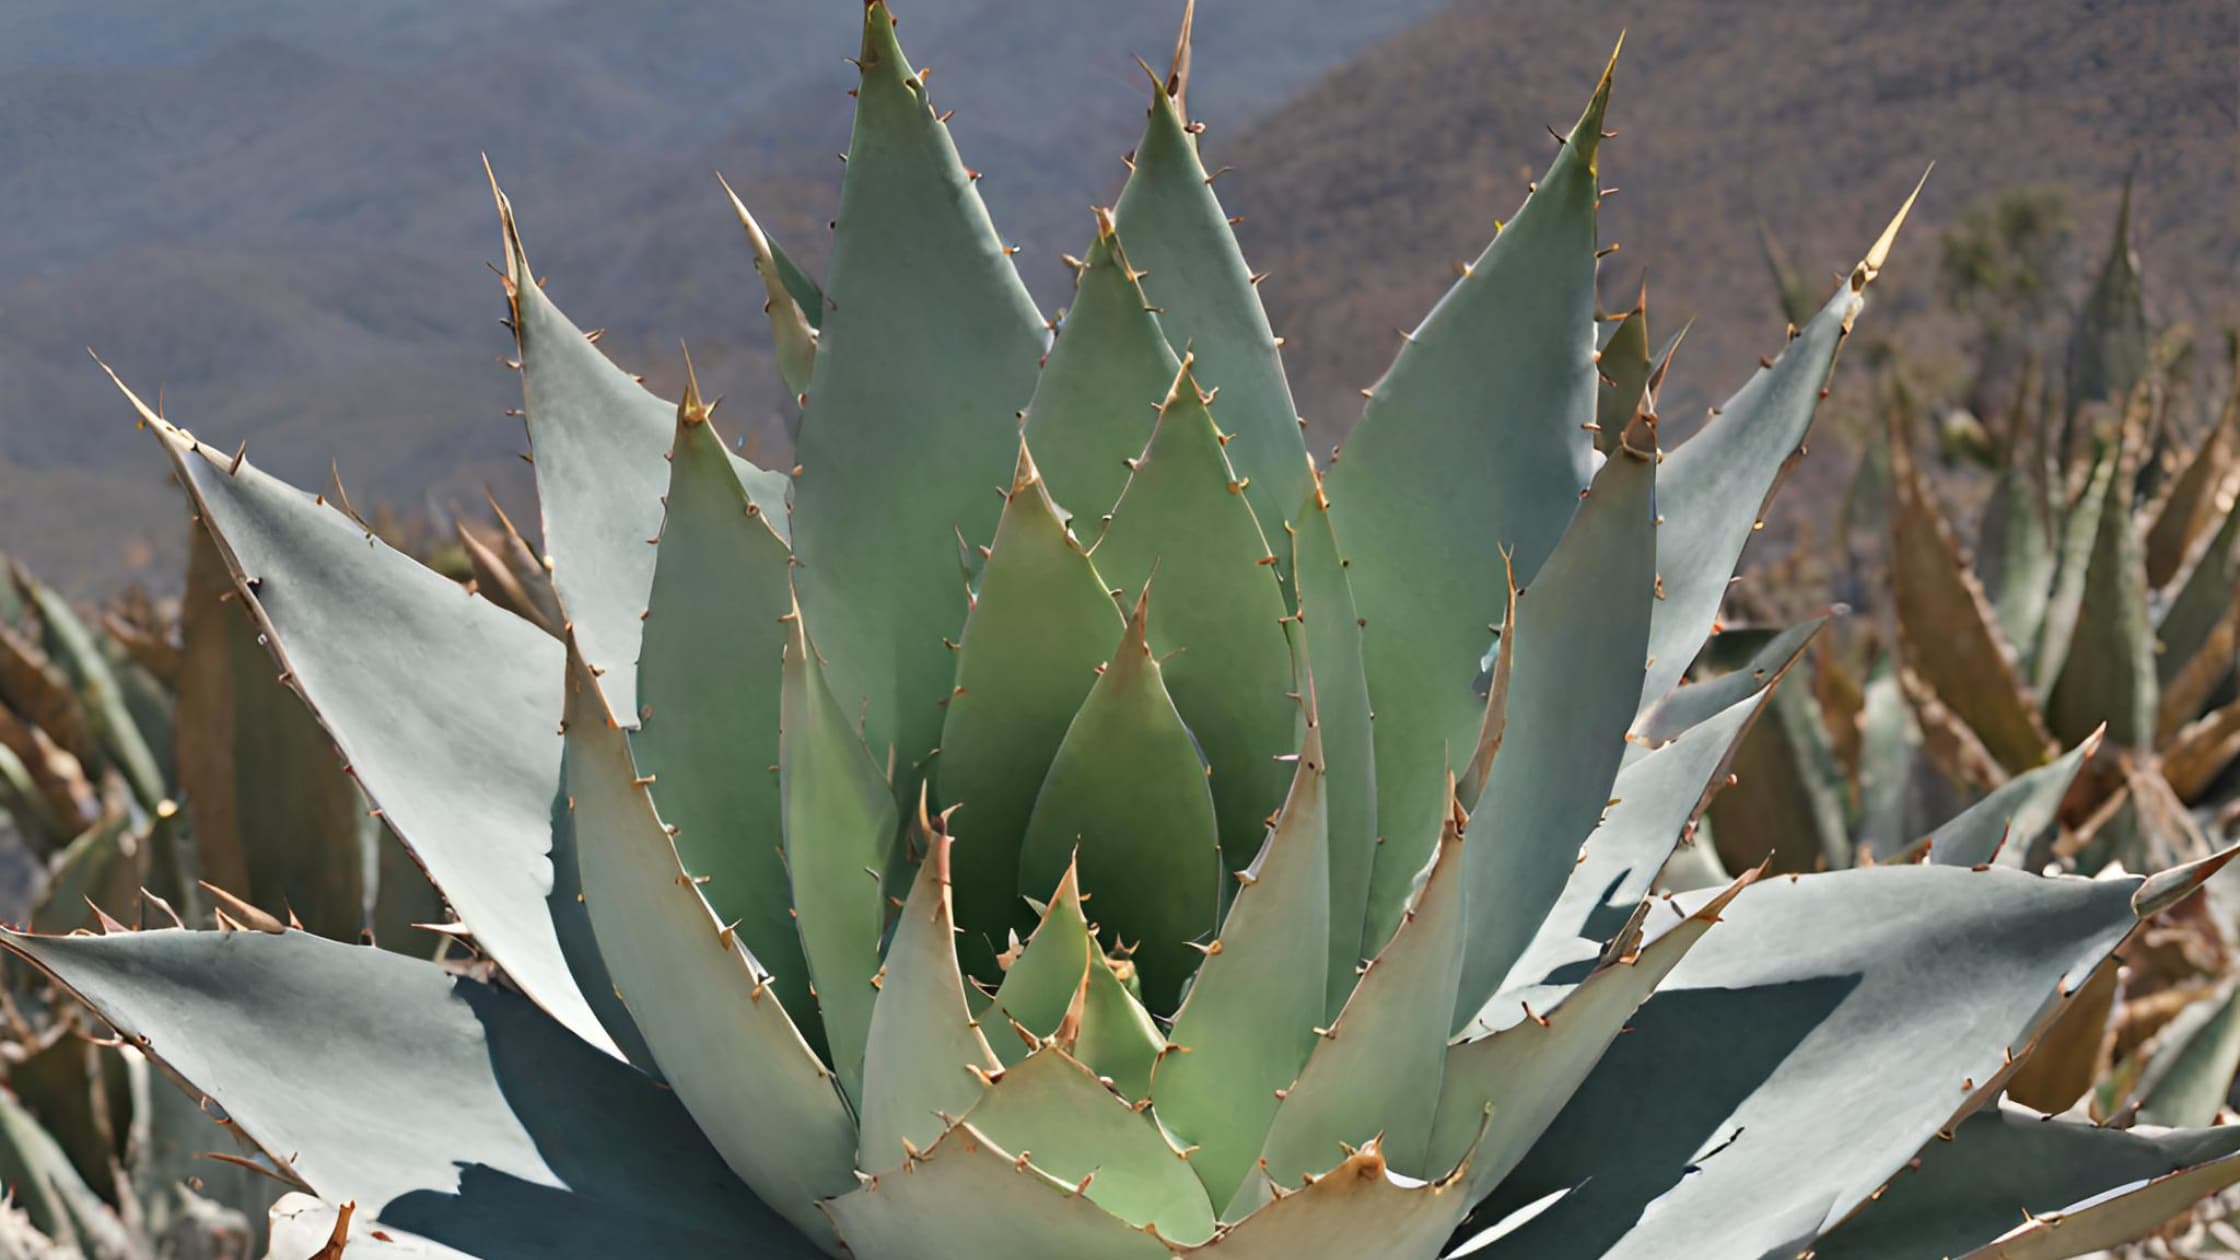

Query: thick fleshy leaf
left=491, top=176, right=781, bottom=718
left=790, top=4, right=1045, bottom=794
left=984, top=863, right=1164, bottom=1100
left=1092, top=367, right=1295, bottom=878
left=2047, top=414, right=2157, bottom=748
left=112, top=382, right=633, bottom=1059
left=1641, top=183, right=1919, bottom=713
left=1495, top=650, right=1802, bottom=1005
left=1593, top=299, right=1650, bottom=458
left=2034, top=444, right=2117, bottom=690
left=1629, top=617, right=1828, bottom=751
left=18, top=574, right=164, bottom=815
left=0, top=1078, right=132, bottom=1255
left=719, top=175, right=820, bottom=398
left=1815, top=1102, right=2240, bottom=1260
left=1704, top=673, right=1854, bottom=875
left=1477, top=859, right=2229, bottom=1259
left=823, top=1124, right=1174, bottom=1260
left=1980, top=425, right=2059, bottom=660
left=1456, top=420, right=1656, bottom=1014
left=0, top=619, right=96, bottom=777
left=2062, top=175, right=2151, bottom=446
left=779, top=598, right=901, bottom=1106
left=937, top=448, right=1122, bottom=972
left=1923, top=731, right=2101, bottom=868
left=1328, top=58, right=1611, bottom=939
left=961, top=1048, right=1213, bottom=1245
left=632, top=388, right=813, bottom=1039
left=857, top=809, right=1000, bottom=1174
left=1023, top=212, right=1181, bottom=532
left=0, top=928, right=820, bottom=1259
left=1253, top=790, right=1465, bottom=1194
left=1018, top=587, right=1222, bottom=1012
left=177, top=524, right=371, bottom=940
left=561, top=644, right=857, bottom=1245
left=2155, top=452, right=2240, bottom=691
left=1432, top=873, right=1758, bottom=1206
left=2143, top=337, right=2240, bottom=589
left=2133, top=978, right=2240, bottom=1128
left=1290, top=471, right=1378, bottom=1016
left=1110, top=47, right=1308, bottom=548
left=1154, top=716, right=1329, bottom=1211
left=1890, top=404, right=2054, bottom=772
left=1210, top=1142, right=1481, bottom=1260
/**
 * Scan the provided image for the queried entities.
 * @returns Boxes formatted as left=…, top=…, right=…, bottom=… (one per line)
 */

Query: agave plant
left=15, top=7, right=2240, bottom=1259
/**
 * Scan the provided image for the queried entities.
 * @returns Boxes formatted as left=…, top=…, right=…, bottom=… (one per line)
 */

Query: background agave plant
left=1686, top=181, right=2240, bottom=1228
left=7, top=6, right=2240, bottom=1259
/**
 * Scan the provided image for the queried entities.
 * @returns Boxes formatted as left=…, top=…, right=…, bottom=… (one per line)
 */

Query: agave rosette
left=14, top=7, right=2240, bottom=1258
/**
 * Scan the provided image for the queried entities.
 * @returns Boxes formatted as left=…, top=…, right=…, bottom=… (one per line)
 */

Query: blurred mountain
left=0, top=0, right=1453, bottom=593
left=0, top=0, right=2232, bottom=595
left=1224, top=0, right=2239, bottom=457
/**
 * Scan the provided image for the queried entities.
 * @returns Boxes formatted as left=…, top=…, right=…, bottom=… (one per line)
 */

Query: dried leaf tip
left=1166, top=0, right=1196, bottom=116
left=1568, top=31, right=1624, bottom=167
left=677, top=342, right=710, bottom=427
left=1855, top=164, right=1932, bottom=292
left=482, top=153, right=528, bottom=293
left=89, top=352, right=172, bottom=437
left=1010, top=439, right=1043, bottom=496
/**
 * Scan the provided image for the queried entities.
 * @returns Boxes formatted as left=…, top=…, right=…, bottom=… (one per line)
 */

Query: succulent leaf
left=1977, top=392, right=2060, bottom=659
left=1889, top=397, right=2055, bottom=772
left=116, top=383, right=635, bottom=1059
left=1702, top=653, right=1854, bottom=875
left=0, top=1071, right=133, bottom=1254
left=489, top=174, right=783, bottom=719
left=1200, top=1141, right=1480, bottom=1260
left=2046, top=407, right=2158, bottom=748
left=822, top=1124, right=1174, bottom=1260
left=1629, top=616, right=1829, bottom=751
left=1018, top=585, right=1222, bottom=1012
left=1021, top=214, right=1181, bottom=534
left=1328, top=57, right=1611, bottom=933
left=1432, top=871, right=1758, bottom=1207
left=0, top=928, right=815, bottom=1258
left=958, top=1048, right=1214, bottom=1244
left=789, top=3, right=1045, bottom=798
left=2142, top=337, right=2240, bottom=588
left=2033, top=441, right=2118, bottom=690
left=718, top=176, right=820, bottom=397
left=2132, top=978, right=2240, bottom=1129
left=632, top=386, right=815, bottom=1039
left=1252, top=786, right=1466, bottom=1196
left=1591, top=298, right=1650, bottom=459
left=936, top=446, right=1123, bottom=973
left=1091, top=367, right=1296, bottom=879
left=1455, top=409, right=1657, bottom=1016
left=985, top=862, right=1165, bottom=1102
left=1921, top=730, right=2101, bottom=868
left=561, top=642, right=857, bottom=1244
left=1287, top=471, right=1378, bottom=1016
left=1111, top=44, right=1309, bottom=547
left=1814, top=1102, right=2240, bottom=1260
left=1479, top=860, right=2225, bottom=1259
left=1153, top=714, right=1330, bottom=1210
left=176, top=518, right=377, bottom=942
left=778, top=598, right=902, bottom=1106
left=857, top=804, right=1001, bottom=1175
left=1494, top=643, right=1807, bottom=1009
left=2060, top=172, right=2152, bottom=461
left=1640, top=181, right=1920, bottom=713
